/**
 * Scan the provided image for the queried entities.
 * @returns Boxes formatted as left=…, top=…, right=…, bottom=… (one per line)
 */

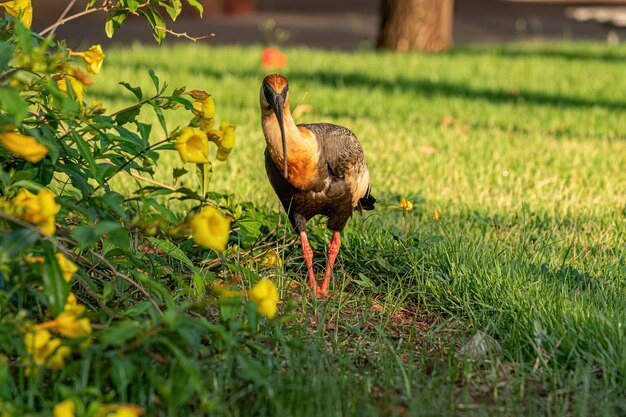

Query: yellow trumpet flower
left=70, top=45, right=105, bottom=75
left=399, top=197, right=413, bottom=211
left=56, top=74, right=85, bottom=102
left=0, top=0, right=32, bottom=28
left=11, top=188, right=60, bottom=235
left=64, top=292, right=86, bottom=317
left=261, top=250, right=282, bottom=267
left=249, top=279, right=279, bottom=319
left=55, top=312, right=92, bottom=338
left=189, top=206, right=231, bottom=252
left=216, top=122, right=235, bottom=162
left=95, top=404, right=144, bottom=417
left=192, top=95, right=215, bottom=120
left=53, top=400, right=75, bottom=417
left=36, top=311, right=92, bottom=339
left=175, top=126, right=209, bottom=163
left=23, top=328, right=70, bottom=369
left=55, top=253, right=77, bottom=283
left=0, top=132, right=48, bottom=163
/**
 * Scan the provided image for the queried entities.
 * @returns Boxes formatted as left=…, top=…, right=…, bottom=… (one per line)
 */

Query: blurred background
left=32, top=0, right=626, bottom=50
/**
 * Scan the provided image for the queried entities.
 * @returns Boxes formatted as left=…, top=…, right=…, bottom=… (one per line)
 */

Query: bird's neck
left=262, top=109, right=319, bottom=190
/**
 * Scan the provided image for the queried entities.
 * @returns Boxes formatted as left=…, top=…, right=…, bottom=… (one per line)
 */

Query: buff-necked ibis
left=260, top=74, right=376, bottom=298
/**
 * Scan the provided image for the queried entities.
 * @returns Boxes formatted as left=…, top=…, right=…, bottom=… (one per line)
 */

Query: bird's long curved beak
left=271, top=93, right=288, bottom=178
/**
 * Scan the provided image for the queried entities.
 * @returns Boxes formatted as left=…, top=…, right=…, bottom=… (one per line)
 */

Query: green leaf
left=136, top=122, right=152, bottom=141
left=140, top=8, right=167, bottom=44
left=118, top=82, right=143, bottom=100
left=219, top=297, right=241, bottom=321
left=71, top=221, right=124, bottom=249
left=0, top=229, right=40, bottom=261
left=100, top=321, right=142, bottom=348
left=56, top=163, right=94, bottom=196
left=102, top=191, right=128, bottom=220
left=42, top=245, right=70, bottom=315
left=114, top=107, right=141, bottom=125
left=353, top=273, right=376, bottom=289
left=10, top=179, right=42, bottom=192
left=13, top=18, right=32, bottom=54
left=146, top=237, right=197, bottom=272
left=192, top=273, right=210, bottom=297
left=105, top=11, right=128, bottom=38
left=236, top=217, right=263, bottom=247
left=95, top=163, right=117, bottom=186
left=160, top=0, right=183, bottom=21
left=186, top=0, right=204, bottom=17
left=0, top=87, right=28, bottom=121
left=172, top=167, right=187, bottom=179
left=133, top=270, right=173, bottom=309
left=148, top=69, right=160, bottom=93
left=175, top=187, right=202, bottom=201
left=37, top=125, right=61, bottom=162
left=144, top=198, right=177, bottom=222
left=110, top=355, right=136, bottom=398
left=166, top=95, right=194, bottom=110
left=236, top=353, right=270, bottom=383
left=149, top=99, right=168, bottom=134
left=172, top=86, right=186, bottom=96
left=0, top=41, right=15, bottom=71
left=126, top=0, right=141, bottom=11
left=71, top=129, right=98, bottom=182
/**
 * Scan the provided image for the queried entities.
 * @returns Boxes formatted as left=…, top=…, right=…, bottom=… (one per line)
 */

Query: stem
left=86, top=248, right=163, bottom=314
left=198, top=162, right=213, bottom=199
left=0, top=209, right=163, bottom=315
left=39, top=7, right=104, bottom=37
left=109, top=96, right=157, bottom=118
left=92, top=137, right=171, bottom=194
left=0, top=68, right=18, bottom=82
left=44, top=0, right=77, bottom=38
left=35, top=320, right=59, bottom=330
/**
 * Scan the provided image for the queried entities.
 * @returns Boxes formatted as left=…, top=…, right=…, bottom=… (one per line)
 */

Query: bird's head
left=260, top=74, right=289, bottom=178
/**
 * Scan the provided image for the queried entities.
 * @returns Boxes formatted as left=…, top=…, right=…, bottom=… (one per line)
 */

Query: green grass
left=91, top=43, right=625, bottom=416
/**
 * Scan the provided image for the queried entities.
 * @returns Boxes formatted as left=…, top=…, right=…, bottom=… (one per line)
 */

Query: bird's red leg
left=299, top=231, right=318, bottom=295
left=319, top=231, right=341, bottom=297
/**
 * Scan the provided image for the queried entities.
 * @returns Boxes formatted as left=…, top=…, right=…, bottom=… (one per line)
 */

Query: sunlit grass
left=92, top=43, right=626, bottom=213
left=89, top=42, right=626, bottom=415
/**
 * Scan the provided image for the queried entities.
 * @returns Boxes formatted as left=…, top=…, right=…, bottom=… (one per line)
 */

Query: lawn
left=90, top=43, right=626, bottom=416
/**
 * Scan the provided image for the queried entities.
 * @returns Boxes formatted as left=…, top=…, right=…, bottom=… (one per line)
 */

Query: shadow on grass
left=449, top=45, right=626, bottom=63
left=306, top=201, right=626, bottom=372
left=286, top=69, right=626, bottom=112
left=103, top=60, right=626, bottom=115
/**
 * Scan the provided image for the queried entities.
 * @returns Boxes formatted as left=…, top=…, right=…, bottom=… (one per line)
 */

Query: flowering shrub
left=0, top=1, right=282, bottom=414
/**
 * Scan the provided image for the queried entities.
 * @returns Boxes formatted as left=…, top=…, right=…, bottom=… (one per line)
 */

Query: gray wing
left=299, top=123, right=372, bottom=208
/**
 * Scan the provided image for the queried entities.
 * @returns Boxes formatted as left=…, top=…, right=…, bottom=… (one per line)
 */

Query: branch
left=127, top=171, right=178, bottom=191
left=84, top=247, right=163, bottom=314
left=39, top=6, right=104, bottom=37
left=0, top=68, right=18, bottom=82
left=155, top=26, right=214, bottom=42
left=0, top=209, right=163, bottom=315
left=44, top=0, right=77, bottom=38
left=92, top=137, right=171, bottom=193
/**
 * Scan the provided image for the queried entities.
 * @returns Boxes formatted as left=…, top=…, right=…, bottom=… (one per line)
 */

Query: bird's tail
left=358, top=193, right=376, bottom=211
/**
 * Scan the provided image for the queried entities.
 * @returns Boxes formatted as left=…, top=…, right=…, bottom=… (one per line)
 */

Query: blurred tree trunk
left=377, top=0, right=454, bottom=51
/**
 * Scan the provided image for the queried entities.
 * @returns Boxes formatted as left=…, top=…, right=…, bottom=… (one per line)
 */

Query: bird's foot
left=306, top=281, right=331, bottom=299
left=315, top=287, right=331, bottom=298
